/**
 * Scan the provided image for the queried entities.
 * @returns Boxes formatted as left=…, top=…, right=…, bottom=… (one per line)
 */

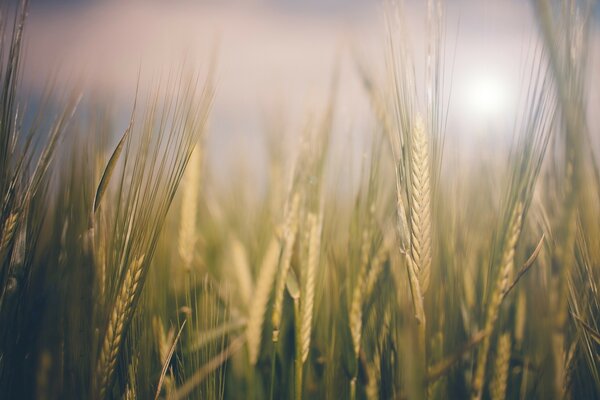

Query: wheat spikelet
left=300, top=211, right=322, bottom=363
left=152, top=315, right=176, bottom=397
left=96, top=255, right=145, bottom=398
left=271, top=192, right=300, bottom=340
left=0, top=212, right=18, bottom=255
left=472, top=203, right=523, bottom=400
left=365, top=227, right=394, bottom=301
left=490, top=333, right=511, bottom=400
left=409, top=114, right=432, bottom=294
left=178, top=147, right=201, bottom=270
left=123, top=354, right=138, bottom=400
left=246, top=237, right=280, bottom=365
left=123, top=384, right=136, bottom=400
left=395, top=183, right=411, bottom=252
left=364, top=250, right=385, bottom=305
left=152, top=316, right=175, bottom=366
left=497, top=204, right=524, bottom=298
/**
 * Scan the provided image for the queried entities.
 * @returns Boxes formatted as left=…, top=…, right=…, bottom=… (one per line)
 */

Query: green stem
left=269, top=335, right=278, bottom=400
left=294, top=299, right=303, bottom=400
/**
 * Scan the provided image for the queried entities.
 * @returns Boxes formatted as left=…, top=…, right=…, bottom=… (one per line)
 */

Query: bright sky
left=20, top=0, right=600, bottom=182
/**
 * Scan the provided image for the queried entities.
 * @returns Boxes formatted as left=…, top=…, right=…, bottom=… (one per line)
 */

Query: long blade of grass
left=170, top=334, right=246, bottom=400
left=503, top=234, right=545, bottom=299
left=154, top=320, right=186, bottom=400
left=93, top=100, right=136, bottom=213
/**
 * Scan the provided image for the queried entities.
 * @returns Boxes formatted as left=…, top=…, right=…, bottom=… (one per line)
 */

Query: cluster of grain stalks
left=1, top=0, right=599, bottom=399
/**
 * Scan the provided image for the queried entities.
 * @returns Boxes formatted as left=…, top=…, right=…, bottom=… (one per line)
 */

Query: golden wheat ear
left=95, top=255, right=145, bottom=399
left=178, top=147, right=201, bottom=270
left=472, top=203, right=522, bottom=400
left=246, top=236, right=280, bottom=366
left=408, top=114, right=432, bottom=294
left=271, top=191, right=300, bottom=340
left=490, top=333, right=512, bottom=400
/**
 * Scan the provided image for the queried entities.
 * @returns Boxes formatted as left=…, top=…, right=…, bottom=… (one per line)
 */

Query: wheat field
left=0, top=0, right=599, bottom=399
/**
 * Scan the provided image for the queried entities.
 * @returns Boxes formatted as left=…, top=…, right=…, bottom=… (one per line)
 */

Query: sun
left=463, top=72, right=511, bottom=124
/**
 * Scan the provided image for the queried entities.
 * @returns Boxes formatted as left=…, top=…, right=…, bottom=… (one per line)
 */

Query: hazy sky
left=18, top=0, right=600, bottom=181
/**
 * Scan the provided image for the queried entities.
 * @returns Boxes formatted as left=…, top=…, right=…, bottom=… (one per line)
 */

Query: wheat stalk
left=246, top=236, right=280, bottom=365
left=95, top=255, right=145, bottom=399
left=514, top=291, right=526, bottom=348
left=282, top=268, right=304, bottom=400
left=96, top=222, right=107, bottom=303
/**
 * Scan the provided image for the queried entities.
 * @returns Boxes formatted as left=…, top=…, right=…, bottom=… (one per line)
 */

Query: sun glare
left=464, top=72, right=511, bottom=124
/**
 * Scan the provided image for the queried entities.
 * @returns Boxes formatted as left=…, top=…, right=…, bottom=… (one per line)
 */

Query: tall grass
left=1, top=0, right=599, bottom=399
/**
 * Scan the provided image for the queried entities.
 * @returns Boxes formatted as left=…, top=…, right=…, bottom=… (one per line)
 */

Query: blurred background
left=21, top=0, right=600, bottom=183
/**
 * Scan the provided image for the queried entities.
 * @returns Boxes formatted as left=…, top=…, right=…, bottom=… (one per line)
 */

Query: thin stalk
left=294, top=298, right=302, bottom=400
left=269, top=340, right=277, bottom=400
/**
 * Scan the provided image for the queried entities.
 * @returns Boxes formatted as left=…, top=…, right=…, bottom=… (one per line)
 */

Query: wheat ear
left=178, top=147, right=201, bottom=270
left=364, top=227, right=394, bottom=302
left=246, top=237, right=280, bottom=365
left=409, top=115, right=432, bottom=294
left=95, top=255, right=145, bottom=399
left=300, top=211, right=322, bottom=363
left=230, top=236, right=253, bottom=307
left=0, top=212, right=18, bottom=256
left=472, top=203, right=523, bottom=400
left=490, top=333, right=512, bottom=400
left=271, top=192, right=300, bottom=341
